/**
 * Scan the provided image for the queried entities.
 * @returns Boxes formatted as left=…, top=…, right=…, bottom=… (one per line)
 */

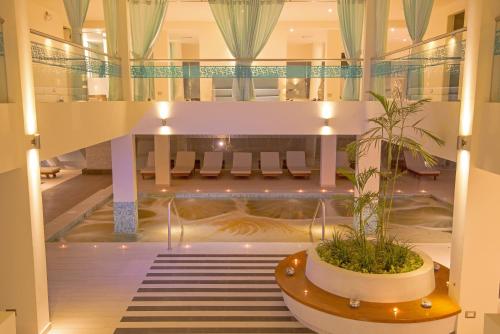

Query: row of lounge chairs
left=140, top=151, right=356, bottom=179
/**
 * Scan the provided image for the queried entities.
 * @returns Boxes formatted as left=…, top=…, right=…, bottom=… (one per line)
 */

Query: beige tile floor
left=45, top=242, right=451, bottom=334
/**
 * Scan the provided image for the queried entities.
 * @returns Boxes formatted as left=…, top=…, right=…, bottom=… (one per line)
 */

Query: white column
left=449, top=1, right=500, bottom=333
left=116, top=0, right=133, bottom=101
left=0, top=0, right=50, bottom=333
left=356, top=0, right=381, bottom=193
left=320, top=135, right=337, bottom=187
left=154, top=135, right=171, bottom=185
left=111, top=135, right=138, bottom=234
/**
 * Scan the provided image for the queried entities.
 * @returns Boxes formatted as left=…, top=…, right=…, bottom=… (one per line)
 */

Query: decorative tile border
left=130, top=64, right=363, bottom=79
left=373, top=40, right=466, bottom=77
left=114, top=201, right=139, bottom=234
left=31, top=42, right=122, bottom=77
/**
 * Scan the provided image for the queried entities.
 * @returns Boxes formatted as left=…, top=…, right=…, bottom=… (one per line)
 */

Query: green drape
left=103, top=0, right=122, bottom=101
left=209, top=0, right=284, bottom=101
left=129, top=0, right=169, bottom=101
left=372, top=0, right=390, bottom=96
left=63, top=0, right=90, bottom=101
left=403, top=0, right=434, bottom=99
left=337, top=0, right=365, bottom=101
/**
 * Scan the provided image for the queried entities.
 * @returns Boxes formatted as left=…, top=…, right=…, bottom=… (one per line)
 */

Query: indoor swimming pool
left=50, top=193, right=453, bottom=244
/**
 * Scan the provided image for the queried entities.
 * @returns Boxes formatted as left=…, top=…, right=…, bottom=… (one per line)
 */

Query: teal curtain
left=129, top=0, right=169, bottom=101
left=337, top=0, right=365, bottom=100
left=372, top=0, right=390, bottom=96
left=209, top=0, right=285, bottom=101
left=403, top=0, right=434, bottom=99
left=103, top=0, right=122, bottom=101
left=63, top=0, right=90, bottom=101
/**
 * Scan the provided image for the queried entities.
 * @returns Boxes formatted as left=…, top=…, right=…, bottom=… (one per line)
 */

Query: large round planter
left=305, top=246, right=435, bottom=303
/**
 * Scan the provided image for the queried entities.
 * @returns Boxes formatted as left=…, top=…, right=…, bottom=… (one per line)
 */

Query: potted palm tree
left=305, top=87, right=445, bottom=303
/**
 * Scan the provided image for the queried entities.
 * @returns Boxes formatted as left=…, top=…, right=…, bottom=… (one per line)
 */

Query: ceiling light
left=289, top=28, right=294, bottom=33
left=403, top=38, right=408, bottom=42
left=218, top=140, right=225, bottom=147
left=328, top=8, right=333, bottom=13
left=390, top=27, right=396, bottom=32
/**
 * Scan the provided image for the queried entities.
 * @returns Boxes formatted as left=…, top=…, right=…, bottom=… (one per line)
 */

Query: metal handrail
left=309, top=199, right=326, bottom=241
left=130, top=57, right=364, bottom=62
left=30, top=28, right=121, bottom=61
left=376, top=27, right=467, bottom=60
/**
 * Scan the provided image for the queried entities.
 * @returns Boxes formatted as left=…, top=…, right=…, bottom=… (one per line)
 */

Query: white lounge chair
left=260, top=152, right=283, bottom=177
left=286, top=151, right=311, bottom=178
left=171, top=151, right=196, bottom=177
left=404, top=151, right=440, bottom=180
left=40, top=166, right=61, bottom=178
left=139, top=151, right=155, bottom=179
left=336, top=151, right=355, bottom=177
left=231, top=152, right=252, bottom=177
left=200, top=152, right=223, bottom=177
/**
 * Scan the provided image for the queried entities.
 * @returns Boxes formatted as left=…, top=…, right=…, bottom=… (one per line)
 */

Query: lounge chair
left=40, top=166, right=61, bottom=178
left=336, top=151, right=355, bottom=177
left=231, top=152, right=252, bottom=177
left=404, top=151, right=440, bottom=180
left=139, top=151, right=155, bottom=180
left=200, top=152, right=223, bottom=177
left=260, top=152, right=283, bottom=177
left=286, top=151, right=311, bottom=178
left=171, top=151, right=196, bottom=177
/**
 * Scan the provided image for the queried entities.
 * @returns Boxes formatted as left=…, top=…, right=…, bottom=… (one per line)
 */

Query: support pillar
left=0, top=0, right=50, bottom=333
left=111, top=135, right=138, bottom=234
left=356, top=0, right=381, bottom=194
left=449, top=1, right=500, bottom=333
left=154, top=135, right=171, bottom=185
left=116, top=0, right=133, bottom=101
left=320, top=135, right=337, bottom=187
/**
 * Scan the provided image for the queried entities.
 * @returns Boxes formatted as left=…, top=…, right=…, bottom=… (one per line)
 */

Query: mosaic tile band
left=113, top=201, right=139, bottom=234
left=372, top=40, right=466, bottom=77
left=130, top=64, right=363, bottom=79
left=31, top=42, right=122, bottom=77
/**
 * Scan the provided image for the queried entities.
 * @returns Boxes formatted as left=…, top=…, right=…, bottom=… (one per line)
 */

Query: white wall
left=131, top=101, right=366, bottom=136
left=364, top=101, right=460, bottom=162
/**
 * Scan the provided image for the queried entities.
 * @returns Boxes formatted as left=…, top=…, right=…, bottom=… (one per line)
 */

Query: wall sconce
left=457, top=135, right=471, bottom=151
left=161, top=119, right=168, bottom=127
left=323, top=118, right=330, bottom=127
left=30, top=133, right=41, bottom=149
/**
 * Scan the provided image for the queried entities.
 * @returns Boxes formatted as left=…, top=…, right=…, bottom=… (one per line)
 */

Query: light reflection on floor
left=53, top=195, right=453, bottom=244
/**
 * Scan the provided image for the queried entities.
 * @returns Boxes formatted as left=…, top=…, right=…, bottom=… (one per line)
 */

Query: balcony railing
left=0, top=18, right=7, bottom=103
left=491, top=19, right=500, bottom=102
left=129, top=58, right=363, bottom=102
left=30, top=29, right=122, bottom=102
left=372, top=28, right=466, bottom=102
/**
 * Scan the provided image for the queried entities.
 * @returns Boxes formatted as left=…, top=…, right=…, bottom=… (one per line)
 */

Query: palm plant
left=317, top=87, right=445, bottom=274
left=346, top=87, right=445, bottom=244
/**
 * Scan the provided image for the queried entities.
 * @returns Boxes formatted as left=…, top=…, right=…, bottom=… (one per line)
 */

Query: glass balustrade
left=0, top=18, right=7, bottom=103
left=372, top=28, right=466, bottom=102
left=30, top=29, right=122, bottom=102
left=129, top=58, right=363, bottom=102
left=491, top=19, right=500, bottom=102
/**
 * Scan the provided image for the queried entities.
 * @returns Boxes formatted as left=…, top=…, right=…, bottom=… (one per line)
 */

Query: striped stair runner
left=114, top=253, right=316, bottom=334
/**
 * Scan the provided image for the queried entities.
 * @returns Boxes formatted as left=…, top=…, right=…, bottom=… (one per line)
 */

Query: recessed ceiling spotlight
left=218, top=140, right=225, bottom=147
left=390, top=27, right=396, bottom=32
left=328, top=8, right=333, bottom=13
left=289, top=28, right=295, bottom=33
left=403, top=38, right=408, bottom=42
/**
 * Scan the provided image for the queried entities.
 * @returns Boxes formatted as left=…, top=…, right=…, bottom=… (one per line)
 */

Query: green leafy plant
left=317, top=87, right=444, bottom=274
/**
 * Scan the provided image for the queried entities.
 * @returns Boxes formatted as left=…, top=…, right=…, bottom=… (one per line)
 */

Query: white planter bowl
left=305, top=246, right=435, bottom=303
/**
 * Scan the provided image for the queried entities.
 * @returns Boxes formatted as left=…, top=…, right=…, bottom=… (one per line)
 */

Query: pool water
left=53, top=195, right=453, bottom=243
